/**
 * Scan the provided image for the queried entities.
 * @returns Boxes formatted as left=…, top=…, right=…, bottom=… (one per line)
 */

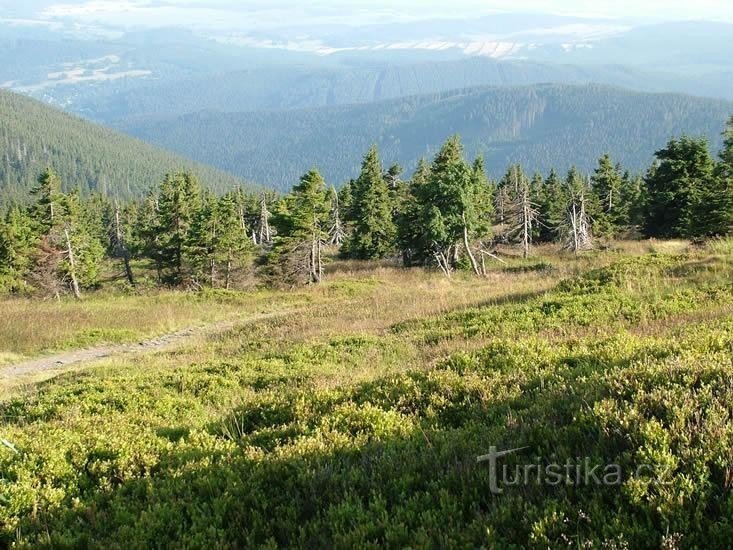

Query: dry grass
left=0, top=239, right=701, bottom=388
left=0, top=288, right=305, bottom=362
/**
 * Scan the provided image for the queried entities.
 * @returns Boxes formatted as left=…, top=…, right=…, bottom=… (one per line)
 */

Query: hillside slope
left=63, top=56, right=721, bottom=123
left=0, top=90, right=256, bottom=205
left=120, top=84, right=733, bottom=190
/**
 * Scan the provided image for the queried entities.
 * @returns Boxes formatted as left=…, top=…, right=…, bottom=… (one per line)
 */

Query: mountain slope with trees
left=64, top=57, right=713, bottom=122
left=0, top=90, right=257, bottom=205
left=119, top=84, right=733, bottom=191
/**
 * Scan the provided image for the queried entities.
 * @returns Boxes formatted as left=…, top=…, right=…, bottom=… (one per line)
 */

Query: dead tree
left=310, top=213, right=324, bottom=283
left=562, top=190, right=593, bottom=254
left=506, top=182, right=540, bottom=258
left=257, top=194, right=272, bottom=245
left=462, top=212, right=481, bottom=276
left=64, top=227, right=82, bottom=300
left=111, top=202, right=135, bottom=286
left=328, top=191, right=346, bottom=246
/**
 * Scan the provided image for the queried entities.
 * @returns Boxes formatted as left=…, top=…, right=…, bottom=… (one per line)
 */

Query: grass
left=1, top=240, right=732, bottom=547
left=0, top=288, right=313, bottom=365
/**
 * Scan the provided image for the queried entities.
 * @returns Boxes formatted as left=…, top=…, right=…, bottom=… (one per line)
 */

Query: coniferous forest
left=3, top=9, right=733, bottom=548
left=1, top=118, right=731, bottom=295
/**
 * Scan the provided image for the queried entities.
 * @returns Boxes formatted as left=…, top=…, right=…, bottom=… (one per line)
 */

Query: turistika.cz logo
left=477, top=446, right=671, bottom=494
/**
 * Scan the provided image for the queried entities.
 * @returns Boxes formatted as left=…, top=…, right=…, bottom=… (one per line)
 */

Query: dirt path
left=0, top=309, right=297, bottom=382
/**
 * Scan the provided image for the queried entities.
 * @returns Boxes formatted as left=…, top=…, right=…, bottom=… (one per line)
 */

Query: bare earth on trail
left=0, top=310, right=297, bottom=383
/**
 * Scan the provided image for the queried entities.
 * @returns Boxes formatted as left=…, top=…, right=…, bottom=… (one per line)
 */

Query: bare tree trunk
left=317, top=237, right=323, bottom=282
left=64, top=228, right=82, bottom=300
left=522, top=194, right=531, bottom=258
left=258, top=194, right=272, bottom=244
left=462, top=212, right=481, bottom=276
left=433, top=245, right=453, bottom=278
left=114, top=203, right=135, bottom=286
left=225, top=252, right=232, bottom=290
left=571, top=203, right=580, bottom=254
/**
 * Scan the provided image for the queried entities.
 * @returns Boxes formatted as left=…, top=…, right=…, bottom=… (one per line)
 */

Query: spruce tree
left=413, top=135, right=482, bottom=276
left=29, top=168, right=63, bottom=234
left=536, top=169, right=566, bottom=243
left=396, top=159, right=431, bottom=267
left=591, top=154, right=627, bottom=235
left=155, top=172, right=203, bottom=285
left=217, top=193, right=255, bottom=288
left=644, top=136, right=716, bottom=238
left=703, top=117, right=733, bottom=237
left=471, top=156, right=495, bottom=234
left=269, top=169, right=330, bottom=284
left=344, top=146, right=397, bottom=259
left=0, top=206, right=35, bottom=292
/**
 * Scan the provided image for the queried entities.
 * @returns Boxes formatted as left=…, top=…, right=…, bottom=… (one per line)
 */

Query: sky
left=1, top=0, right=732, bottom=30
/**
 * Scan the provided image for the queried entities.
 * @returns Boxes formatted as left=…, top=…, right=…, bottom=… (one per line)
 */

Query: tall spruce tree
left=416, top=135, right=482, bottom=276
left=269, top=169, right=330, bottom=284
left=155, top=172, right=203, bottom=285
left=536, top=169, right=566, bottom=243
left=27, top=173, right=103, bottom=298
left=644, top=136, right=717, bottom=238
left=702, top=117, right=733, bottom=236
left=0, top=206, right=35, bottom=292
left=396, top=159, right=431, bottom=267
left=591, top=154, right=627, bottom=235
left=344, top=146, right=397, bottom=259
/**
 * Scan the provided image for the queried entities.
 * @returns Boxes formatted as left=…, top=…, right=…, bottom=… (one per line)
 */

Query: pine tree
left=618, top=171, right=646, bottom=232
left=536, top=169, right=566, bottom=243
left=396, top=159, right=431, bottom=267
left=344, top=146, right=397, bottom=259
left=591, top=154, right=627, bottom=235
left=25, top=170, right=102, bottom=298
left=132, top=191, right=162, bottom=281
left=471, top=156, right=495, bottom=235
left=412, top=135, right=481, bottom=276
left=702, top=117, right=733, bottom=237
left=0, top=206, right=35, bottom=292
left=644, top=136, right=717, bottom=238
left=217, top=193, right=255, bottom=289
left=188, top=192, right=254, bottom=288
left=269, top=169, right=330, bottom=284
left=29, top=168, right=63, bottom=234
left=155, top=172, right=203, bottom=285
left=60, top=191, right=104, bottom=294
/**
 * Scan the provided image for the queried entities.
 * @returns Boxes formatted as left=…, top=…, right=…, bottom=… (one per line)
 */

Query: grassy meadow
left=1, top=239, right=732, bottom=547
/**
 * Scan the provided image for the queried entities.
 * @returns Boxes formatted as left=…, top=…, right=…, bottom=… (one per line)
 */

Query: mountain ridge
left=0, top=89, right=258, bottom=204
left=118, top=82, right=733, bottom=191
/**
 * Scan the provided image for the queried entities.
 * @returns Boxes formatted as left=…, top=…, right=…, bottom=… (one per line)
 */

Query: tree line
left=1, top=118, right=732, bottom=296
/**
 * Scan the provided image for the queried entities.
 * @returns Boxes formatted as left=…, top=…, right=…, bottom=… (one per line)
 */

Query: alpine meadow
left=1, top=2, right=733, bottom=549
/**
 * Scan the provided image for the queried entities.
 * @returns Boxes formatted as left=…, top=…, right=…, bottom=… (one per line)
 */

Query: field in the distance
left=1, top=240, right=732, bottom=547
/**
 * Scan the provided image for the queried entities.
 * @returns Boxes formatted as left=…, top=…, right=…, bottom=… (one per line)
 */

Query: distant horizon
left=1, top=1, right=732, bottom=32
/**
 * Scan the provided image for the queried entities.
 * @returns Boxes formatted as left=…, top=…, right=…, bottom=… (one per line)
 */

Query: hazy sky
left=2, top=0, right=732, bottom=29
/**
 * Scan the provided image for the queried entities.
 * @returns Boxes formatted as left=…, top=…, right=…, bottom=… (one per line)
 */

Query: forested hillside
left=65, top=57, right=701, bottom=122
left=121, top=84, right=733, bottom=190
left=0, top=90, right=256, bottom=205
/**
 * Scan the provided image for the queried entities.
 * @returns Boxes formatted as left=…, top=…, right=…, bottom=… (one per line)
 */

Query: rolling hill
left=51, top=56, right=730, bottom=123
left=119, top=83, right=733, bottom=190
left=0, top=89, right=257, bottom=205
